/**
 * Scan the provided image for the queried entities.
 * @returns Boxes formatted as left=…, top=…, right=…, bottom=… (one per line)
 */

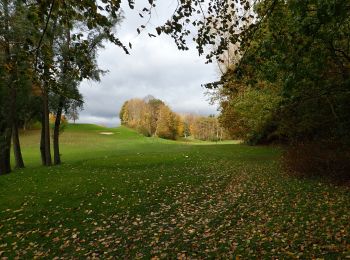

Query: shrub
left=282, top=141, right=350, bottom=184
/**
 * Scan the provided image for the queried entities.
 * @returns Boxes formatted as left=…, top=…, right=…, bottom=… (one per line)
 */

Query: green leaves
left=209, top=0, right=350, bottom=146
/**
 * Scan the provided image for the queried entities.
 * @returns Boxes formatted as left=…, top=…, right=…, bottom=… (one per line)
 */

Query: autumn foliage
left=119, top=96, right=228, bottom=141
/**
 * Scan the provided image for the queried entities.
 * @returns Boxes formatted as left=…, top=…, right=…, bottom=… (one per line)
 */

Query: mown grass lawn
left=0, top=124, right=349, bottom=258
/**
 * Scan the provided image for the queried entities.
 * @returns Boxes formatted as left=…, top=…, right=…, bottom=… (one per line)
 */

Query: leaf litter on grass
left=0, top=139, right=349, bottom=258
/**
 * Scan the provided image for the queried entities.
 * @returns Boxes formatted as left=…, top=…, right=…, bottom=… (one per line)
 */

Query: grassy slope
left=0, top=124, right=349, bottom=258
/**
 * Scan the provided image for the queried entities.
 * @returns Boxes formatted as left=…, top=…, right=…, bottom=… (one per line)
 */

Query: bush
left=282, top=141, right=350, bottom=183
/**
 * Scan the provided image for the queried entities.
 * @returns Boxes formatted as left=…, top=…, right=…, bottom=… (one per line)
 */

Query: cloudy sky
left=77, top=1, right=220, bottom=127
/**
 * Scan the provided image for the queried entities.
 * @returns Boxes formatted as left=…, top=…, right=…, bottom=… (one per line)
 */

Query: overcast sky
left=77, top=1, right=220, bottom=127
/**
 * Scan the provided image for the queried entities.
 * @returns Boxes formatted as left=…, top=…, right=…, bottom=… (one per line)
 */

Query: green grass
left=0, top=124, right=349, bottom=258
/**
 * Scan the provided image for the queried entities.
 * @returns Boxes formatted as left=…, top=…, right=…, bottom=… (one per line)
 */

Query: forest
left=0, top=0, right=349, bottom=258
left=120, top=96, right=228, bottom=141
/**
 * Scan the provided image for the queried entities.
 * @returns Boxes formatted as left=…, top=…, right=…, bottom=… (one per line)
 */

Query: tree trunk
left=38, top=6, right=58, bottom=167
left=42, top=88, right=52, bottom=166
left=40, top=113, right=46, bottom=165
left=10, top=82, right=24, bottom=168
left=53, top=97, right=65, bottom=165
left=0, top=0, right=14, bottom=174
left=0, top=128, right=12, bottom=175
left=12, top=122, right=24, bottom=168
left=53, top=24, right=70, bottom=165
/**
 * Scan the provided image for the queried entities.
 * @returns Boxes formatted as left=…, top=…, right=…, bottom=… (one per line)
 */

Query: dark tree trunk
left=38, top=13, right=59, bottom=167
left=0, top=0, right=13, bottom=174
left=40, top=113, right=46, bottom=165
left=42, top=88, right=52, bottom=166
left=0, top=128, right=12, bottom=175
left=53, top=25, right=70, bottom=165
left=12, top=122, right=24, bottom=168
left=53, top=97, right=65, bottom=165
left=10, top=83, right=24, bottom=169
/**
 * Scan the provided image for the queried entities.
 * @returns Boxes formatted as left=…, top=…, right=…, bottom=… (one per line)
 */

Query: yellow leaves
left=121, top=97, right=187, bottom=139
left=4, top=63, right=13, bottom=72
left=49, top=114, right=68, bottom=124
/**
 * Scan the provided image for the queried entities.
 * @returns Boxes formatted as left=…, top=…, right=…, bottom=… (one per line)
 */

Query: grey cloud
left=76, top=1, right=219, bottom=127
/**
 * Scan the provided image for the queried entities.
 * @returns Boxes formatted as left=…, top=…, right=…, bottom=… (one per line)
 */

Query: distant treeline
left=119, top=96, right=228, bottom=141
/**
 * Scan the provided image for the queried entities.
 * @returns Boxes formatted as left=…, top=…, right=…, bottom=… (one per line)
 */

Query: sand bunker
left=99, top=132, right=114, bottom=135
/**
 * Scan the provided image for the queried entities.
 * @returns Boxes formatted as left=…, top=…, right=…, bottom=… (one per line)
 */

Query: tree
left=49, top=9, right=118, bottom=165
left=121, top=98, right=147, bottom=129
left=203, top=1, right=350, bottom=177
left=49, top=113, right=67, bottom=133
left=66, top=100, right=82, bottom=124
left=120, top=98, right=154, bottom=137
left=156, top=105, right=177, bottom=140
left=119, top=100, right=129, bottom=125
left=146, top=97, right=165, bottom=136
left=182, top=114, right=196, bottom=138
left=212, top=1, right=350, bottom=143
left=1, top=0, right=127, bottom=173
left=175, top=114, right=185, bottom=138
left=0, top=0, right=16, bottom=174
left=0, top=63, right=11, bottom=174
left=120, top=97, right=184, bottom=140
left=0, top=0, right=33, bottom=172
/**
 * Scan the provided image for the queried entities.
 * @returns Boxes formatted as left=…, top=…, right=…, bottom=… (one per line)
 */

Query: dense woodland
left=120, top=96, right=227, bottom=141
left=1, top=0, right=350, bottom=181
left=207, top=0, right=350, bottom=180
